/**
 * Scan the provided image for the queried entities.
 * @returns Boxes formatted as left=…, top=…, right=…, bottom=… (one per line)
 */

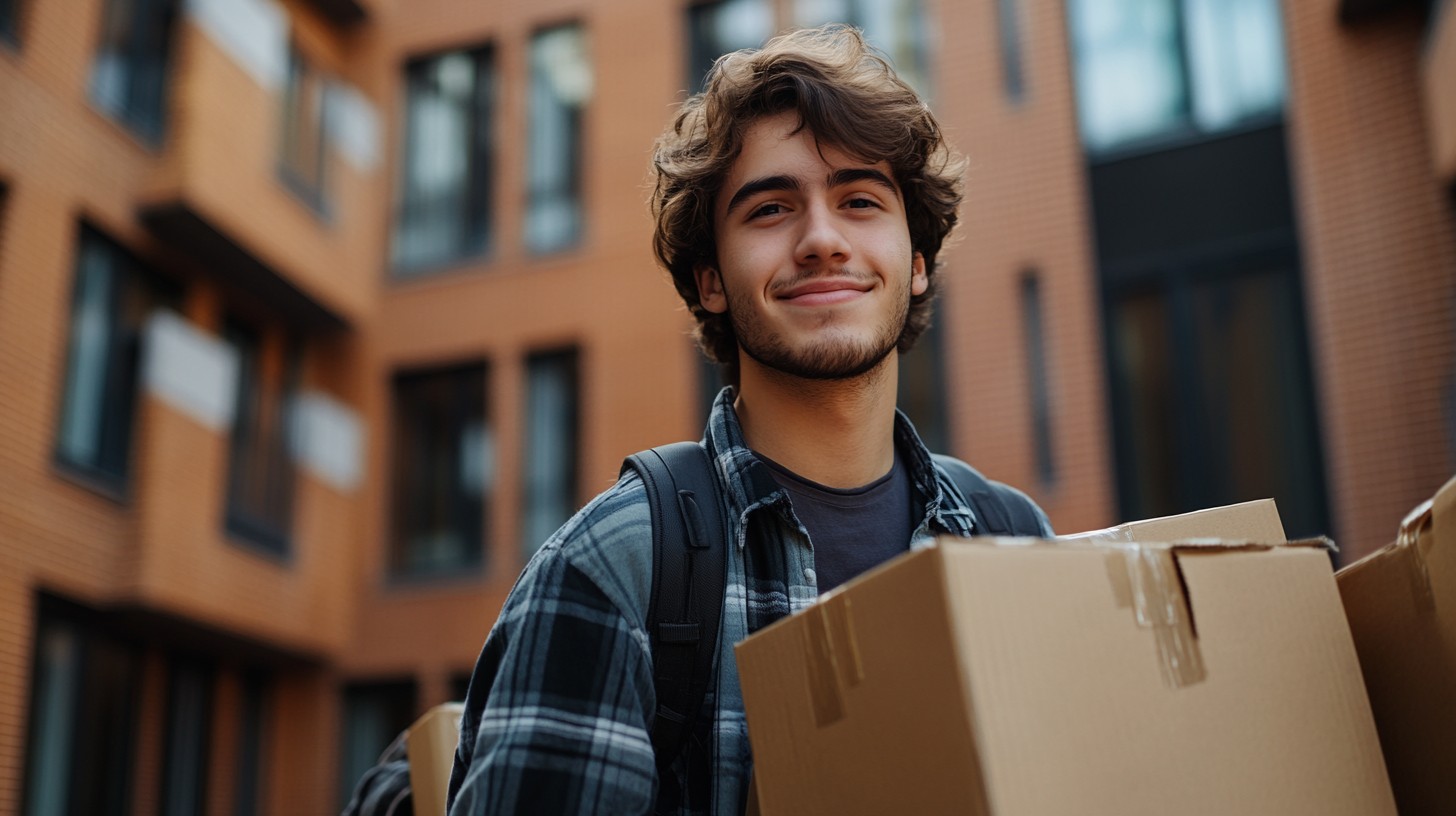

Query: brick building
left=0, top=0, right=1451, bottom=812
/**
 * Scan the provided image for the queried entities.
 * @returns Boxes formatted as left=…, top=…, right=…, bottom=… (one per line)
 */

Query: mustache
left=767, top=267, right=876, bottom=297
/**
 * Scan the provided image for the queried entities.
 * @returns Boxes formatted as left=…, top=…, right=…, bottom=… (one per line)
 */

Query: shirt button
left=804, top=568, right=816, bottom=583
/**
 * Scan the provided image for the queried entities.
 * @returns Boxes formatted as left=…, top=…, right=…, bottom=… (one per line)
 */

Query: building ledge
left=105, top=600, right=327, bottom=669
left=303, top=0, right=368, bottom=26
left=1339, top=0, right=1425, bottom=23
left=140, top=200, right=350, bottom=332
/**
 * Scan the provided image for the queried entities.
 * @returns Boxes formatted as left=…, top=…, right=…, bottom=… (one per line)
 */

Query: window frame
left=222, top=318, right=300, bottom=558
left=387, top=361, right=491, bottom=580
left=391, top=45, right=496, bottom=276
left=54, top=225, right=181, bottom=496
left=88, top=0, right=181, bottom=146
left=277, top=43, right=332, bottom=218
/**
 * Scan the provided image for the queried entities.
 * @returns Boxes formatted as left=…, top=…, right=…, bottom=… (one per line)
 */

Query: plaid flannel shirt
left=446, top=388, right=1049, bottom=815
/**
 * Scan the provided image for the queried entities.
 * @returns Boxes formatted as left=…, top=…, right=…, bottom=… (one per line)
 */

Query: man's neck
left=733, top=354, right=900, bottom=489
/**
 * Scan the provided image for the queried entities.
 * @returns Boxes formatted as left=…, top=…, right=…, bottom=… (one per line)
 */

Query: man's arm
left=448, top=542, right=658, bottom=814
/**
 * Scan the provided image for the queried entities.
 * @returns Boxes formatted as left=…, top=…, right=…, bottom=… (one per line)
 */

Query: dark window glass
left=393, top=47, right=494, bottom=272
left=2, top=0, right=20, bottom=46
left=90, top=0, right=179, bottom=145
left=1021, top=274, right=1056, bottom=485
left=525, top=25, right=590, bottom=253
left=23, top=597, right=141, bottom=816
left=686, top=0, right=772, bottom=90
left=1068, top=0, right=1287, bottom=153
left=160, top=657, right=214, bottom=816
left=793, top=0, right=932, bottom=95
left=997, top=0, right=1025, bottom=102
left=233, top=673, right=270, bottom=816
left=56, top=227, right=180, bottom=489
left=390, top=363, right=489, bottom=577
left=523, top=349, right=580, bottom=557
left=224, top=321, right=298, bottom=554
left=1108, top=263, right=1328, bottom=539
left=896, top=311, right=948, bottom=453
left=279, top=45, right=329, bottom=214
left=338, top=681, right=417, bottom=810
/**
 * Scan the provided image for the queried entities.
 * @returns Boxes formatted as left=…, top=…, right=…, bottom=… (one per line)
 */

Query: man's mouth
left=776, top=277, right=873, bottom=306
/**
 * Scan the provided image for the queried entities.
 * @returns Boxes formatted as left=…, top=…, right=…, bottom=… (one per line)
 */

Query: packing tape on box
left=1120, top=544, right=1207, bottom=689
left=805, top=594, right=864, bottom=728
left=1397, top=497, right=1437, bottom=611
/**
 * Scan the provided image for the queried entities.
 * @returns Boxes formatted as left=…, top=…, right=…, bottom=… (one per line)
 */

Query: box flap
left=406, top=702, right=463, bottom=816
left=1059, top=498, right=1285, bottom=546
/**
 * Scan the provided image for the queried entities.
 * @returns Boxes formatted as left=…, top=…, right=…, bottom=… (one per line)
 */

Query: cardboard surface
left=738, top=502, right=1394, bottom=816
left=1337, top=476, right=1456, bottom=815
left=406, top=702, right=464, bottom=816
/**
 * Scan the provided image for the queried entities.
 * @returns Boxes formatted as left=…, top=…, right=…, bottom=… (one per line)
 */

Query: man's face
left=696, top=111, right=927, bottom=381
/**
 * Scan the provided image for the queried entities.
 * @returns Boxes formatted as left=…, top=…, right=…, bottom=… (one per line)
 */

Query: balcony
left=112, top=312, right=364, bottom=661
left=139, top=8, right=383, bottom=333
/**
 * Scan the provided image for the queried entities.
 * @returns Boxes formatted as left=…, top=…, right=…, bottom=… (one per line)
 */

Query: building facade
left=1, top=0, right=1452, bottom=812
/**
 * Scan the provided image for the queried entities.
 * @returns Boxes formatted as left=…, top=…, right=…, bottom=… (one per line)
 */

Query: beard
left=726, top=270, right=912, bottom=381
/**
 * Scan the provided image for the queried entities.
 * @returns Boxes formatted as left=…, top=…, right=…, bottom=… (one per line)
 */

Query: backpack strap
left=932, top=454, right=1048, bottom=536
left=621, top=442, right=728, bottom=775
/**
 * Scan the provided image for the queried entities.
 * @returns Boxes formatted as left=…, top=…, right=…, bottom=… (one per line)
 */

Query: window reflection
left=1069, top=0, right=1286, bottom=153
left=393, top=47, right=494, bottom=272
left=522, top=349, right=580, bottom=557
left=793, top=0, right=931, bottom=97
left=526, top=25, right=591, bottom=254
left=688, top=0, right=774, bottom=90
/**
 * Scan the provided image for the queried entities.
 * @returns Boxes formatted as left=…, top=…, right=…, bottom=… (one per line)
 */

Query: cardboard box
left=736, top=502, right=1396, bottom=815
left=406, top=702, right=464, bottom=816
left=1337, top=476, right=1456, bottom=815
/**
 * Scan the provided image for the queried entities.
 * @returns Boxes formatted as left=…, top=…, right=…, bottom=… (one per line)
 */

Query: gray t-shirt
left=757, top=448, right=921, bottom=593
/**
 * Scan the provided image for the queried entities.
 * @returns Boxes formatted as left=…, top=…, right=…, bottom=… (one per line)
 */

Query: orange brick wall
left=936, top=0, right=1117, bottom=536
left=1283, top=1, right=1456, bottom=560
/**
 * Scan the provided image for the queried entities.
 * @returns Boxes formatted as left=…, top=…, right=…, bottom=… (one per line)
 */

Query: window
left=23, top=596, right=141, bottom=816
left=233, top=673, right=270, bottom=816
left=522, top=349, right=580, bottom=557
left=794, top=0, right=932, bottom=96
left=279, top=45, right=330, bottom=214
left=1068, top=0, right=1287, bottom=153
left=896, top=311, right=948, bottom=453
left=526, top=25, right=591, bottom=253
left=338, top=681, right=417, bottom=810
left=997, top=0, right=1026, bottom=102
left=1021, top=274, right=1056, bottom=485
left=390, top=363, right=489, bottom=577
left=57, top=227, right=180, bottom=489
left=1, top=0, right=20, bottom=47
left=160, top=657, right=214, bottom=816
left=687, top=0, right=773, bottom=90
left=224, top=321, right=298, bottom=555
left=90, top=0, right=179, bottom=145
left=393, top=47, right=494, bottom=273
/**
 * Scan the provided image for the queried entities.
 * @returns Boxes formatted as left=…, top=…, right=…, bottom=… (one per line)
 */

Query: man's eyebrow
left=829, top=167, right=898, bottom=195
left=724, top=174, right=801, bottom=217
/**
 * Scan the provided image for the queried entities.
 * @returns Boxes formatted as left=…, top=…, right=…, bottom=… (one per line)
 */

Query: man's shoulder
left=930, top=453, right=1053, bottom=537
left=510, top=469, right=658, bottom=624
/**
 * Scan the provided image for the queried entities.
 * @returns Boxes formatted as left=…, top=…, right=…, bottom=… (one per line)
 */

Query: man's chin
left=742, top=341, right=895, bottom=381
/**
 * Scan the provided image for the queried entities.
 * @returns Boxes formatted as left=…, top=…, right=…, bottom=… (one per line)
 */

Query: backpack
left=622, top=442, right=1048, bottom=774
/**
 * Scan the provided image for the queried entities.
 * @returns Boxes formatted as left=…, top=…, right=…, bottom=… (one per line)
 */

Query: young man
left=447, top=24, right=1050, bottom=816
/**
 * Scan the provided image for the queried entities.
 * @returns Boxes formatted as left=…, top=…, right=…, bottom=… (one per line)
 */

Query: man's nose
left=794, top=204, right=850, bottom=267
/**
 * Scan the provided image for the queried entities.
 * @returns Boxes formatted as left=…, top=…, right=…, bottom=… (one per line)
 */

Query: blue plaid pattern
left=447, top=388, right=1047, bottom=815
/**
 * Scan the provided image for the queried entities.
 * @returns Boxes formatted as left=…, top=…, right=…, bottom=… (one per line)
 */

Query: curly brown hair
left=650, top=24, right=965, bottom=382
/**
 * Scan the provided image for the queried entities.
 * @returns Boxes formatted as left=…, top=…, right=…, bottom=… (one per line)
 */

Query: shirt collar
left=702, top=386, right=956, bottom=544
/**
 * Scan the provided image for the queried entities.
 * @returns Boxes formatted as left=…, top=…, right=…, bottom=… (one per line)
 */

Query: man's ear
left=911, top=252, right=928, bottom=297
left=696, top=265, right=728, bottom=314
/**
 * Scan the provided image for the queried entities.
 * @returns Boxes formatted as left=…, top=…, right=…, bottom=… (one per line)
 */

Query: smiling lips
left=776, top=277, right=874, bottom=306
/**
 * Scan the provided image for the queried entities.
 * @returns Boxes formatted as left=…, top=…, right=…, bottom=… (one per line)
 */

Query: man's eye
left=749, top=203, right=784, bottom=218
left=846, top=197, right=879, bottom=209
